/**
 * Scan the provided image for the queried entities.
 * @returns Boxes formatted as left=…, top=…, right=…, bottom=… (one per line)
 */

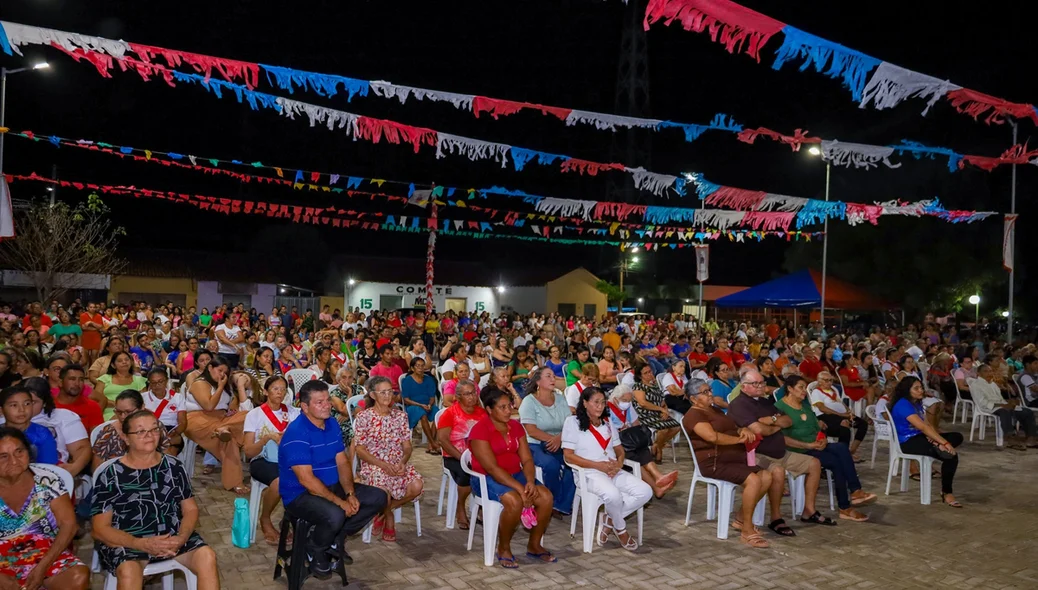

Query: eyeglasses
left=114, top=409, right=135, bottom=417
left=128, top=426, right=162, bottom=437
left=268, top=386, right=287, bottom=393
left=149, top=379, right=167, bottom=386
left=374, top=389, right=394, bottom=396
left=743, top=381, right=765, bottom=387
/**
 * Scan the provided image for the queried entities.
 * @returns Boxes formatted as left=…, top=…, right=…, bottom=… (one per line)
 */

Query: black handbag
left=619, top=424, right=652, bottom=453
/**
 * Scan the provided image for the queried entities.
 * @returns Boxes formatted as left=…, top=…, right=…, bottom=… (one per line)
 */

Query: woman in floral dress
left=0, top=428, right=89, bottom=590
left=353, top=376, right=424, bottom=543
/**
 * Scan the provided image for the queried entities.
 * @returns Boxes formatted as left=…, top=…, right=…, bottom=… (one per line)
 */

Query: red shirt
left=468, top=417, right=525, bottom=475
left=438, top=403, right=488, bottom=457
left=23, top=314, right=53, bottom=330
left=376, top=338, right=391, bottom=350
left=55, top=394, right=104, bottom=433
left=711, top=349, right=734, bottom=368
left=387, top=317, right=402, bottom=328
left=799, top=359, right=824, bottom=381
left=688, top=351, right=709, bottom=366
left=838, top=367, right=867, bottom=402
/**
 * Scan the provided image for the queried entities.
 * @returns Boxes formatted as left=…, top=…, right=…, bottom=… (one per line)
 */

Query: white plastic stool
left=103, top=559, right=197, bottom=590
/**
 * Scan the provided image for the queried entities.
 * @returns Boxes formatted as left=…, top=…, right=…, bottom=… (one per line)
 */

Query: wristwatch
left=343, top=491, right=354, bottom=499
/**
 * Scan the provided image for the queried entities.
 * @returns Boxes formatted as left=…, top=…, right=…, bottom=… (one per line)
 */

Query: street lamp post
left=807, top=146, right=831, bottom=329
left=618, top=249, right=639, bottom=301
left=0, top=62, right=50, bottom=179
left=969, top=294, right=980, bottom=325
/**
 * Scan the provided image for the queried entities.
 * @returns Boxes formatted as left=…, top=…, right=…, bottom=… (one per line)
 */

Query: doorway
left=445, top=298, right=467, bottom=314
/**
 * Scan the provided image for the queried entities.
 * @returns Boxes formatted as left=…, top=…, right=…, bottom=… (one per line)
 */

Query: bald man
left=728, top=368, right=830, bottom=530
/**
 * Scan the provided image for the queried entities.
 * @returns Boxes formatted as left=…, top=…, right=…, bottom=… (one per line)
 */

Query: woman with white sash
left=243, top=375, right=299, bottom=544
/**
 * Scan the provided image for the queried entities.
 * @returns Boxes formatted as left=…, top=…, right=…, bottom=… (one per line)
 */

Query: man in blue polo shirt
left=280, top=380, right=387, bottom=578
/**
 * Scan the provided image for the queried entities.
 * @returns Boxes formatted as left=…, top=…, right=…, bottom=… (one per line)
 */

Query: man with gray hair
left=728, top=368, right=834, bottom=530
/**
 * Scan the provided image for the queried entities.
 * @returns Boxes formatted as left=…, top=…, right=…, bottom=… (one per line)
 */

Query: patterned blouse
left=92, top=422, right=171, bottom=461
left=0, top=468, right=64, bottom=540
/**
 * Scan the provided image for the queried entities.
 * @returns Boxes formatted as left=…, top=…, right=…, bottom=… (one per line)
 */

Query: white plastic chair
left=91, top=458, right=122, bottom=573
left=678, top=420, right=764, bottom=539
left=461, top=449, right=506, bottom=566
left=565, top=459, right=644, bottom=553
left=951, top=377, right=974, bottom=424
left=285, top=368, right=318, bottom=395
left=1012, top=374, right=1038, bottom=414
left=433, top=410, right=460, bottom=529
left=179, top=438, right=198, bottom=480
left=784, top=470, right=836, bottom=516
left=865, top=404, right=890, bottom=469
left=90, top=419, right=117, bottom=446
left=345, top=394, right=366, bottom=431
left=103, top=560, right=198, bottom=590
left=248, top=479, right=269, bottom=544
left=356, top=440, right=422, bottom=543
left=968, top=381, right=1005, bottom=447
left=30, top=463, right=73, bottom=497
left=883, top=411, right=935, bottom=505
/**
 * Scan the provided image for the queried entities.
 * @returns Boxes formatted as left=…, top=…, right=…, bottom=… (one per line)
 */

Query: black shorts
left=443, top=456, right=471, bottom=488
left=249, top=458, right=279, bottom=486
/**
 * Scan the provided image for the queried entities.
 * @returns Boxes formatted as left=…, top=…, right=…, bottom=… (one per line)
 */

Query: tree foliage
left=595, top=280, right=626, bottom=306
left=0, top=194, right=126, bottom=302
left=783, top=218, right=1006, bottom=316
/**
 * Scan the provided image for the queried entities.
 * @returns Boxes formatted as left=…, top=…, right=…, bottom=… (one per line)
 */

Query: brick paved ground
left=79, top=421, right=1038, bottom=589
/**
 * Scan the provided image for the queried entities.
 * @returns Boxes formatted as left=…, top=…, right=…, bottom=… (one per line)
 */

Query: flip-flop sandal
left=909, top=473, right=922, bottom=482
left=739, top=532, right=769, bottom=548
left=232, top=486, right=250, bottom=495
left=497, top=555, right=519, bottom=569
left=800, top=511, right=837, bottom=526
left=202, top=465, right=216, bottom=476
left=525, top=551, right=557, bottom=563
left=730, top=519, right=744, bottom=532
left=371, top=515, right=385, bottom=538
left=767, top=519, right=796, bottom=537
left=382, top=527, right=397, bottom=543
left=942, top=495, right=964, bottom=508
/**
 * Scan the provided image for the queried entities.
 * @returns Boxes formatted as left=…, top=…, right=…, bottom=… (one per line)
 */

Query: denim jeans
left=805, top=443, right=862, bottom=510
left=528, top=442, right=575, bottom=514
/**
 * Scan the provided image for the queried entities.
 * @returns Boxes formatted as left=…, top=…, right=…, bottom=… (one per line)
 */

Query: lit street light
left=808, top=146, right=821, bottom=156
left=1002, top=310, right=1009, bottom=318
left=968, top=294, right=980, bottom=324
left=807, top=145, right=831, bottom=326
left=496, top=285, right=506, bottom=293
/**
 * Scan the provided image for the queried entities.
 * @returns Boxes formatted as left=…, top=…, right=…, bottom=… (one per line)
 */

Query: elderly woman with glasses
left=91, top=410, right=219, bottom=590
left=91, top=390, right=172, bottom=470
left=682, top=378, right=773, bottom=549
left=809, top=372, right=868, bottom=460
left=353, top=376, right=424, bottom=543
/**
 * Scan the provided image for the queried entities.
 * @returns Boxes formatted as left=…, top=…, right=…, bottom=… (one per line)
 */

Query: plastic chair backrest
left=866, top=404, right=890, bottom=436
left=30, top=463, right=74, bottom=497
left=655, top=374, right=667, bottom=391
left=345, top=394, right=366, bottom=420
left=286, top=368, right=318, bottom=394
left=459, top=449, right=491, bottom=500
left=677, top=418, right=706, bottom=479
left=92, top=457, right=122, bottom=487
left=882, top=410, right=906, bottom=460
left=691, top=369, right=708, bottom=381
left=967, top=379, right=990, bottom=412
left=398, top=374, right=407, bottom=393
left=90, top=420, right=117, bottom=446
left=807, top=381, right=819, bottom=395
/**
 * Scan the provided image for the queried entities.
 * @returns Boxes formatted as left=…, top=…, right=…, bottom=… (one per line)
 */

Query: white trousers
left=583, top=469, right=652, bottom=532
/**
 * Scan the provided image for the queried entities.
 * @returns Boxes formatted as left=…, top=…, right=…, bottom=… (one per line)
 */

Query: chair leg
left=920, top=458, right=933, bottom=505
left=481, top=507, right=499, bottom=567
left=414, top=500, right=422, bottom=537
left=570, top=494, right=580, bottom=537
left=445, top=480, right=458, bottom=530
left=715, top=485, right=733, bottom=540
left=437, top=473, right=447, bottom=516
left=161, top=573, right=174, bottom=590
left=900, top=459, right=910, bottom=493
left=636, top=506, right=644, bottom=546
left=684, top=480, right=696, bottom=526
left=751, top=496, right=766, bottom=527
left=581, top=498, right=599, bottom=554
left=870, top=436, right=878, bottom=469
left=826, top=471, right=835, bottom=512
left=465, top=501, right=478, bottom=551
left=705, top=485, right=717, bottom=521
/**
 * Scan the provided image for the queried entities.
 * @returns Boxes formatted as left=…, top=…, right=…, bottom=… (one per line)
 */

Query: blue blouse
left=891, top=398, right=924, bottom=443
left=545, top=359, right=567, bottom=378
left=401, top=374, right=437, bottom=405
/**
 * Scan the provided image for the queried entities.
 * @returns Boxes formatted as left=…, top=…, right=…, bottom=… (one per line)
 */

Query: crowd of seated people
left=5, top=298, right=1037, bottom=581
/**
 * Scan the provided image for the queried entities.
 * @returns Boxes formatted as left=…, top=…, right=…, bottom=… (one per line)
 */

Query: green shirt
left=199, top=314, right=212, bottom=327
left=48, top=323, right=83, bottom=339
left=565, top=359, right=582, bottom=387
left=776, top=396, right=820, bottom=453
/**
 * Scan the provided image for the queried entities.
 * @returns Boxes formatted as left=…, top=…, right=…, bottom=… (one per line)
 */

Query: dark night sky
left=2, top=0, right=1035, bottom=294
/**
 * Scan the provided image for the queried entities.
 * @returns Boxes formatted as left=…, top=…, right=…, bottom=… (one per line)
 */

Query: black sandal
left=767, top=518, right=796, bottom=537
left=800, top=511, right=837, bottom=526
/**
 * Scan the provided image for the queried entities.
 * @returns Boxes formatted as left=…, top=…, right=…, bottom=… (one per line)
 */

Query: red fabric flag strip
left=559, top=158, right=626, bottom=176
left=593, top=202, right=647, bottom=221
left=643, top=0, right=786, bottom=62
left=704, top=186, right=766, bottom=210
left=472, top=96, right=572, bottom=121
left=959, top=144, right=1038, bottom=171
left=128, top=43, right=259, bottom=88
left=945, top=88, right=1038, bottom=126
left=736, top=127, right=821, bottom=152
left=353, top=117, right=437, bottom=153
left=743, top=211, right=795, bottom=231
left=48, top=44, right=114, bottom=78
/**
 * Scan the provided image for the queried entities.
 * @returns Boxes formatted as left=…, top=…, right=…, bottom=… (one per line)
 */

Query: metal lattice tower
left=607, top=0, right=652, bottom=203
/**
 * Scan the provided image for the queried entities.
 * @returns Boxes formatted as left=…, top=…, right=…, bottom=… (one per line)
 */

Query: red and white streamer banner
left=426, top=203, right=437, bottom=314
left=1003, top=214, right=1017, bottom=272
left=694, top=244, right=709, bottom=282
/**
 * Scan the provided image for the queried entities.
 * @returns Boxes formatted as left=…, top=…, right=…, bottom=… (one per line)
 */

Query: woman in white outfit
left=561, top=386, right=652, bottom=551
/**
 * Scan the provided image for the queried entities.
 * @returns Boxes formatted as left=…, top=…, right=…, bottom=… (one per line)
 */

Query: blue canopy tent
left=714, top=270, right=886, bottom=309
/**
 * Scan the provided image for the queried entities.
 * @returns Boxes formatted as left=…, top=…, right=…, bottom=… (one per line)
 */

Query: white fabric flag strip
left=0, top=20, right=129, bottom=57
left=276, top=97, right=357, bottom=130
left=859, top=62, right=962, bottom=116
left=757, top=194, right=809, bottom=212
left=821, top=140, right=902, bottom=170
left=435, top=134, right=510, bottom=167
left=627, top=167, right=680, bottom=197
left=695, top=210, right=746, bottom=230
left=534, top=197, right=596, bottom=220
left=876, top=200, right=927, bottom=218
left=369, top=80, right=413, bottom=104
left=565, top=110, right=662, bottom=131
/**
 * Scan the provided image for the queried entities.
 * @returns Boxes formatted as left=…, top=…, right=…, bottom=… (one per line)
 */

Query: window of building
left=557, top=303, right=576, bottom=317
left=583, top=303, right=597, bottom=318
